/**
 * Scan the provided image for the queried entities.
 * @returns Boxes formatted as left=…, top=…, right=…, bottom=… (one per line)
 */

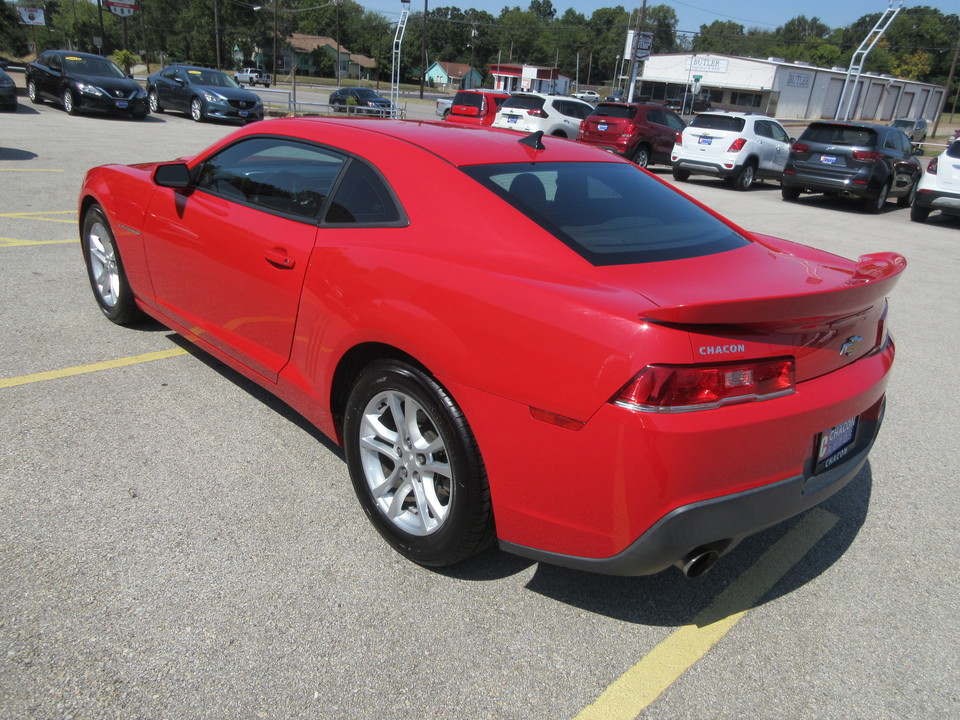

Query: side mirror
left=153, top=162, right=192, bottom=188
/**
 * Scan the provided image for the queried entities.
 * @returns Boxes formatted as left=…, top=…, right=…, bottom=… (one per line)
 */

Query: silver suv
left=492, top=92, right=593, bottom=139
left=671, top=111, right=793, bottom=190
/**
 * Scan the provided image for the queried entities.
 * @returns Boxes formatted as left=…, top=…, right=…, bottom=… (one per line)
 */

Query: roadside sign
left=634, top=31, right=654, bottom=62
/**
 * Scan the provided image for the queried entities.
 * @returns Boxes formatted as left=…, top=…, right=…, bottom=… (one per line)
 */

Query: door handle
left=264, top=249, right=295, bottom=269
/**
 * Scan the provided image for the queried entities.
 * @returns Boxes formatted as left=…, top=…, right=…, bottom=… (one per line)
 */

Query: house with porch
left=424, top=61, right=482, bottom=91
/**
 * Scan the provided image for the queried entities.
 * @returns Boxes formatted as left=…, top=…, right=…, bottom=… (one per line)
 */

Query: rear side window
left=801, top=124, right=877, bottom=147
left=462, top=162, right=748, bottom=266
left=689, top=115, right=745, bottom=132
left=554, top=100, right=592, bottom=119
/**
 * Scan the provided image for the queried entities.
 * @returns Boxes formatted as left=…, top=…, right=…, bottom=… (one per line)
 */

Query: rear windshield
left=589, top=104, right=635, bottom=119
left=453, top=92, right=484, bottom=109
left=689, top=115, right=745, bottom=132
left=891, top=119, right=914, bottom=130
left=462, top=162, right=748, bottom=266
left=501, top=95, right=545, bottom=111
left=801, top=124, right=878, bottom=147
left=947, top=140, right=960, bottom=159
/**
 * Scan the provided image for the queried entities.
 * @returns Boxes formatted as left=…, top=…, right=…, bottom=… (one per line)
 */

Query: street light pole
left=273, top=0, right=279, bottom=85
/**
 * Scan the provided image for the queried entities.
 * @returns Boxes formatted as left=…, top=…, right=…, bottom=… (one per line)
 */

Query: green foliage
left=111, top=49, right=139, bottom=74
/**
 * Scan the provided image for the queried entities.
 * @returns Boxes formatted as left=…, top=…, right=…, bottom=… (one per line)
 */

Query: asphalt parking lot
left=1, top=98, right=958, bottom=720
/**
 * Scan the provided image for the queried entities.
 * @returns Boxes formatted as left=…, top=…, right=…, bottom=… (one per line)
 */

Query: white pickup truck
left=234, top=68, right=272, bottom=88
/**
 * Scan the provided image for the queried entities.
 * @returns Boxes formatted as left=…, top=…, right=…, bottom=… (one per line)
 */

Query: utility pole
left=931, top=34, right=959, bottom=140
left=419, top=0, right=427, bottom=99
left=214, top=0, right=221, bottom=70
left=626, top=0, right=647, bottom=103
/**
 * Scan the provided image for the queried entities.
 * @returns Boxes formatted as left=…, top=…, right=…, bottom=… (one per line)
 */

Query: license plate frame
left=698, top=136, right=712, bottom=145
left=116, top=100, right=129, bottom=109
left=820, top=154, right=837, bottom=164
left=816, top=415, right=859, bottom=471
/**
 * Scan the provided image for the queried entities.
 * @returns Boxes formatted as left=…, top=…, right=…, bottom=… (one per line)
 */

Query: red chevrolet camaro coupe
left=78, top=118, right=904, bottom=578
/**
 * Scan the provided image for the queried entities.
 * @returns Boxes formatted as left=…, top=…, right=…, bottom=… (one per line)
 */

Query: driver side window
left=194, top=138, right=348, bottom=221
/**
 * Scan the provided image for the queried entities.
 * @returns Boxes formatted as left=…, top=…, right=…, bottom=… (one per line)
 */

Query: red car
left=79, top=119, right=904, bottom=578
left=445, top=89, right=510, bottom=126
left=577, top=101, right=686, bottom=168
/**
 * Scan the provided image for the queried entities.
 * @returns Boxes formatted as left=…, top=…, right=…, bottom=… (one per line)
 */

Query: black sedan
left=328, top=87, right=392, bottom=116
left=26, top=50, right=148, bottom=119
left=147, top=65, right=263, bottom=124
left=0, top=67, right=17, bottom=111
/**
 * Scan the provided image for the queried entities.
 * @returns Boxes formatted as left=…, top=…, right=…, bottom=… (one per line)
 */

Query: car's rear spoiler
left=642, top=253, right=906, bottom=327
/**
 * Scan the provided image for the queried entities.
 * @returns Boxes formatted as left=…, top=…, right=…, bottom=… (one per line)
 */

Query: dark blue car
left=328, top=86, right=393, bottom=116
left=147, top=65, right=262, bottom=124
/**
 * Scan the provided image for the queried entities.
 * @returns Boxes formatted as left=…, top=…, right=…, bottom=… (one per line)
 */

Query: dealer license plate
left=116, top=100, right=129, bottom=109
left=820, top=154, right=837, bottom=164
left=818, top=416, right=858, bottom=467
left=239, top=110, right=249, bottom=117
left=698, top=136, right=712, bottom=145
left=507, top=115, right=518, bottom=124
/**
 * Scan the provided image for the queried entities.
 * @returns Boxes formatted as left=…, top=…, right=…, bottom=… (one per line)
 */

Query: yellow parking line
left=0, top=211, right=76, bottom=224
left=573, top=508, right=839, bottom=720
left=0, top=237, right=77, bottom=247
left=0, top=348, right=188, bottom=389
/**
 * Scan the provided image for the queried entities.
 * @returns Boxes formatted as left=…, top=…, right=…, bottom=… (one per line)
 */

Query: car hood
left=69, top=72, right=140, bottom=93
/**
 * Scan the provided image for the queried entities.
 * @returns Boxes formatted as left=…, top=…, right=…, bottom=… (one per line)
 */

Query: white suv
left=492, top=92, right=593, bottom=139
left=671, top=111, right=793, bottom=190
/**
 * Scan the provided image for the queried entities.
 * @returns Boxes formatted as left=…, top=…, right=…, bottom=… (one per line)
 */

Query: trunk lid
left=603, top=236, right=905, bottom=382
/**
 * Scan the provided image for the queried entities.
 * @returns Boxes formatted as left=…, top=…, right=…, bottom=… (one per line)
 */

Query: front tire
left=190, top=97, right=205, bottom=122
left=148, top=89, right=163, bottom=113
left=343, top=360, right=494, bottom=567
left=62, top=88, right=78, bottom=115
left=27, top=79, right=42, bottom=104
left=897, top=179, right=918, bottom=208
left=81, top=205, right=142, bottom=325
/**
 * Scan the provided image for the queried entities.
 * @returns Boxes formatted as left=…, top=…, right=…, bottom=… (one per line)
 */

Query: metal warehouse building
left=638, top=53, right=946, bottom=122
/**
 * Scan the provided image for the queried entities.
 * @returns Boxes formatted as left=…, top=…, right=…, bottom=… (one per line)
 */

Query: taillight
left=851, top=150, right=883, bottom=162
left=926, top=157, right=938, bottom=174
left=728, top=137, right=747, bottom=152
left=791, top=142, right=809, bottom=154
left=579, top=119, right=585, bottom=131
left=675, top=131, right=684, bottom=144
left=613, top=358, right=796, bottom=412
left=527, top=108, right=548, bottom=118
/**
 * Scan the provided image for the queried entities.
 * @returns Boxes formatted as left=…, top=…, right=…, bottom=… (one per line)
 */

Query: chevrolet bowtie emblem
left=840, top=335, right=863, bottom=356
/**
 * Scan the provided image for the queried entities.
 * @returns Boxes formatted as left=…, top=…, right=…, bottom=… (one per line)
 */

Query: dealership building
left=637, top=53, right=946, bottom=121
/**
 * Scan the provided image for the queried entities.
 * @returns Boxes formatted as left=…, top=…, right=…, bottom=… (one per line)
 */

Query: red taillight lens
left=614, top=358, right=796, bottom=412
left=791, top=141, right=809, bottom=154
left=926, top=157, right=938, bottom=174
left=579, top=119, right=585, bottom=131
left=527, top=108, right=548, bottom=118
left=728, top=137, right=747, bottom=152
left=675, top=131, right=684, bottom=144
left=851, top=150, right=883, bottom=162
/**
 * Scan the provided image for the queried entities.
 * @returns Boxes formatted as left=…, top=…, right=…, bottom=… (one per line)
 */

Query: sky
left=360, top=0, right=958, bottom=35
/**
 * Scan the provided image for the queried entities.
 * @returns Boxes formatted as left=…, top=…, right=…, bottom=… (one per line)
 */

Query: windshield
left=589, top=104, right=636, bottom=119
left=891, top=120, right=913, bottom=129
left=356, top=89, right=381, bottom=99
left=186, top=68, right=239, bottom=88
left=462, top=162, right=748, bottom=266
left=801, top=123, right=878, bottom=147
left=501, top=95, right=545, bottom=111
left=64, top=55, right=125, bottom=78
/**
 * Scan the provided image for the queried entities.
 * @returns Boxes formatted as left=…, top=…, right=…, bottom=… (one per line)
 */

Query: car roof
left=221, top=117, right=621, bottom=168
left=697, top=110, right=770, bottom=119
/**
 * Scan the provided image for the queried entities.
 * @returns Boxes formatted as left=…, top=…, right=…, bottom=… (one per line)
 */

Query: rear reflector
left=614, top=358, right=796, bottom=412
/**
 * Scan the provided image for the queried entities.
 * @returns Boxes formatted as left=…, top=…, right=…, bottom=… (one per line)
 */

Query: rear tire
left=672, top=167, right=690, bottom=182
left=865, top=182, right=889, bottom=214
left=27, top=79, right=42, bottom=104
left=910, top=204, right=931, bottom=223
left=81, top=205, right=142, bottom=325
left=632, top=145, right=651, bottom=169
left=732, top=161, right=756, bottom=191
left=781, top=185, right=801, bottom=201
left=897, top=179, right=918, bottom=208
left=343, top=360, right=494, bottom=567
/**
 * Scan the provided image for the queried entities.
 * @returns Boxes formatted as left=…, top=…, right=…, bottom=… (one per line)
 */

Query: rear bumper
left=501, top=399, right=883, bottom=576
left=672, top=156, right=737, bottom=178
left=781, top=167, right=881, bottom=197
left=914, top=188, right=960, bottom=211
